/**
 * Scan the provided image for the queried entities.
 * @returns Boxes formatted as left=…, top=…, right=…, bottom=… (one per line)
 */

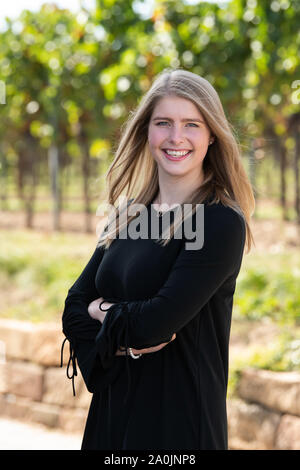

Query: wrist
left=97, top=308, right=106, bottom=323
left=99, top=301, right=114, bottom=312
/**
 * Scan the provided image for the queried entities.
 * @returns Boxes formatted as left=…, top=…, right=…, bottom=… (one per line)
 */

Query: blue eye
left=155, top=122, right=198, bottom=127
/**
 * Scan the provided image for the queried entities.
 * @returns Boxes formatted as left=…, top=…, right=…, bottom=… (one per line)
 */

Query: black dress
left=61, top=197, right=246, bottom=450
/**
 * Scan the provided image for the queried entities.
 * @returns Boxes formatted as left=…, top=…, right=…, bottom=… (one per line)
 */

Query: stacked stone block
left=0, top=319, right=299, bottom=449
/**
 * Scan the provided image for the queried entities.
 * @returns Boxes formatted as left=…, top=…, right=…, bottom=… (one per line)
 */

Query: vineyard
left=0, top=0, right=299, bottom=450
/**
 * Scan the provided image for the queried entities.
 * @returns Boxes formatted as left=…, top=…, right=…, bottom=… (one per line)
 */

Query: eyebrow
left=152, top=117, right=205, bottom=123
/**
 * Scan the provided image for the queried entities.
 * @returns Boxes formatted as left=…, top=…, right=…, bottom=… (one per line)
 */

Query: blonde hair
left=97, top=68, right=255, bottom=253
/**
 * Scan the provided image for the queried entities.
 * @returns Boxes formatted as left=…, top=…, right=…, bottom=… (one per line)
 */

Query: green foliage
left=234, top=266, right=300, bottom=325
left=0, top=251, right=31, bottom=276
left=247, top=336, right=300, bottom=372
left=228, top=254, right=300, bottom=392
left=228, top=333, right=300, bottom=396
left=0, top=229, right=97, bottom=322
left=0, top=0, right=299, bottom=215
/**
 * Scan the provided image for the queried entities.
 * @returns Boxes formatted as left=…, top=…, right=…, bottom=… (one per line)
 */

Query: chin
left=159, top=165, right=192, bottom=178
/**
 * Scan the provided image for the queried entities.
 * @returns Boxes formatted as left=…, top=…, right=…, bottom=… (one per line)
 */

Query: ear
left=209, top=136, right=215, bottom=145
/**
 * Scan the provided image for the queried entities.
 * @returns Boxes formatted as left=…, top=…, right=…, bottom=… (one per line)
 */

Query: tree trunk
left=19, top=136, right=38, bottom=229
left=270, top=134, right=289, bottom=221
left=24, top=166, right=36, bottom=229
left=17, top=151, right=25, bottom=200
left=48, top=144, right=61, bottom=231
left=279, top=141, right=288, bottom=221
left=82, top=141, right=93, bottom=234
left=249, top=139, right=258, bottom=218
left=24, top=150, right=37, bottom=228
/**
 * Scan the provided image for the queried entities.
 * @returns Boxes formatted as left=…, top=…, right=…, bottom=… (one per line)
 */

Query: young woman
left=61, top=68, right=255, bottom=450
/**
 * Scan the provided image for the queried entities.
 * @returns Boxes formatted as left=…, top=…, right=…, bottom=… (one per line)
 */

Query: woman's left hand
left=88, top=297, right=115, bottom=323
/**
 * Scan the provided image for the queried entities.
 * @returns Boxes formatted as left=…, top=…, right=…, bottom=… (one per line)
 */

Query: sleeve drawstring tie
left=60, top=337, right=78, bottom=397
left=61, top=298, right=138, bottom=416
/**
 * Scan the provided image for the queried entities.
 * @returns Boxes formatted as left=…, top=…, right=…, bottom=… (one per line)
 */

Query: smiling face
left=148, top=95, right=213, bottom=180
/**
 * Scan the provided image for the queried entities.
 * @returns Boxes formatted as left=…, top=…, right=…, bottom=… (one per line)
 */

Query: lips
left=162, top=149, right=193, bottom=161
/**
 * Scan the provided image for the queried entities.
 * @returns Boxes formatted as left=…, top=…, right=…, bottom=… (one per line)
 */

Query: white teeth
left=165, top=150, right=191, bottom=156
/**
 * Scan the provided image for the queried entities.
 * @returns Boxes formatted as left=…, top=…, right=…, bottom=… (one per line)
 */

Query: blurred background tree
left=0, top=1, right=298, bottom=284
left=0, top=0, right=299, bottom=229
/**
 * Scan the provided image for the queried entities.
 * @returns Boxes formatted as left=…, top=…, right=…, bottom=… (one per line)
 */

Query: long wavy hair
left=97, top=68, right=255, bottom=253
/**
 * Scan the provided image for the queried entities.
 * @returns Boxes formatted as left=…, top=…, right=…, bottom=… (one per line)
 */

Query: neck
left=155, top=168, right=204, bottom=207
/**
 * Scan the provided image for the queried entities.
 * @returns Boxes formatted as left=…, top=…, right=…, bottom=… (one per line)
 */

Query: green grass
left=0, top=229, right=98, bottom=323
left=234, top=264, right=300, bottom=325
left=226, top=248, right=300, bottom=394
left=228, top=332, right=300, bottom=397
left=1, top=229, right=299, bottom=325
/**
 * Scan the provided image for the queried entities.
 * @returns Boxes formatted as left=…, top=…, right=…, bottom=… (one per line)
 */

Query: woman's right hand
left=115, top=333, right=176, bottom=356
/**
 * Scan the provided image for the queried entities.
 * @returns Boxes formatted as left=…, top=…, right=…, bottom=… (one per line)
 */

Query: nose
left=168, top=125, right=185, bottom=145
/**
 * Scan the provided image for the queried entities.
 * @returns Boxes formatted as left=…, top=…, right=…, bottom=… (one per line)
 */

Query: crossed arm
left=87, top=297, right=176, bottom=356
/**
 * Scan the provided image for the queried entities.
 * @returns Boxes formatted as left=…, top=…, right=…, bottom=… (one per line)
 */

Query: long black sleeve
left=61, top=244, right=118, bottom=393
left=62, top=245, right=105, bottom=342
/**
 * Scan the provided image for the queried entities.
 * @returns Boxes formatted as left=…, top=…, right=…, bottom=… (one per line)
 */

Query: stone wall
left=0, top=319, right=299, bottom=449
left=228, top=368, right=300, bottom=450
left=0, top=319, right=90, bottom=435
